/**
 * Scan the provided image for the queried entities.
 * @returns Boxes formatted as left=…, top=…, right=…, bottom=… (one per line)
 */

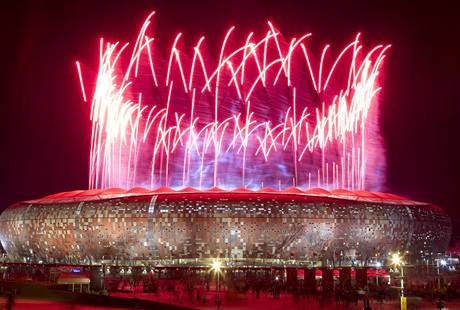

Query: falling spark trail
left=77, top=12, right=389, bottom=191
left=75, top=61, right=87, bottom=102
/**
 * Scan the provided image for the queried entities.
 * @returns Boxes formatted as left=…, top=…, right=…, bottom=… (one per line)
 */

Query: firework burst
left=76, top=12, right=390, bottom=191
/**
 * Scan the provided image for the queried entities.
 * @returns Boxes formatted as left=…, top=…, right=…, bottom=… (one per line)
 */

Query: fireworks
left=76, top=12, right=390, bottom=191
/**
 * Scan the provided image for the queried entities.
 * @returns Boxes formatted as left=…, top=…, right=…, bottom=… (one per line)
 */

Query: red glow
left=76, top=12, right=390, bottom=191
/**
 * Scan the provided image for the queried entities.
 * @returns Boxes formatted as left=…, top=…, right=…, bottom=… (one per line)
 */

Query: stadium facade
left=0, top=187, right=451, bottom=266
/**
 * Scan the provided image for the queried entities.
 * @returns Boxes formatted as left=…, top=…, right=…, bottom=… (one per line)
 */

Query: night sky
left=1, top=1, right=459, bottom=242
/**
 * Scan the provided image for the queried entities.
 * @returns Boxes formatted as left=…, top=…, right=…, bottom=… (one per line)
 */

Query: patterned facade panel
left=0, top=192, right=451, bottom=265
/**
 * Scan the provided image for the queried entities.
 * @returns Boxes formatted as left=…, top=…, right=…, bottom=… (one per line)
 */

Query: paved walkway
left=0, top=297, right=132, bottom=309
left=110, top=290, right=460, bottom=309
left=1, top=293, right=460, bottom=309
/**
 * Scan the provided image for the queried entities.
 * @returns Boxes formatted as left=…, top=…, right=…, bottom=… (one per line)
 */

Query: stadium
left=0, top=187, right=451, bottom=267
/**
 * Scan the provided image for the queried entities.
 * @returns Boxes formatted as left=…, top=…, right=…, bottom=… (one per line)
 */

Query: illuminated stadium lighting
left=391, top=253, right=402, bottom=266
left=211, top=260, right=222, bottom=272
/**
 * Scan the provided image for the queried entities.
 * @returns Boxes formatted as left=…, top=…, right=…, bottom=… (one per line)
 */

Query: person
left=363, top=286, right=372, bottom=310
left=6, top=291, right=14, bottom=310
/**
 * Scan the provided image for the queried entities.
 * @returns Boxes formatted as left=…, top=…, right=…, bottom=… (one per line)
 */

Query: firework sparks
left=77, top=12, right=390, bottom=191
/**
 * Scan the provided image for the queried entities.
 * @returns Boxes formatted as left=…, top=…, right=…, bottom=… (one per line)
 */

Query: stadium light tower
left=391, top=253, right=406, bottom=310
left=376, top=261, right=382, bottom=286
left=436, top=258, right=448, bottom=309
left=211, top=260, right=222, bottom=308
left=437, top=259, right=447, bottom=289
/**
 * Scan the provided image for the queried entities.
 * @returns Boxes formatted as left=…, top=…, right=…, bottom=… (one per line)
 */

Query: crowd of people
left=2, top=264, right=460, bottom=308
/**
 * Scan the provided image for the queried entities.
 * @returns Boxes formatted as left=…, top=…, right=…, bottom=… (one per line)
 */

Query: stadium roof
left=24, top=186, right=429, bottom=206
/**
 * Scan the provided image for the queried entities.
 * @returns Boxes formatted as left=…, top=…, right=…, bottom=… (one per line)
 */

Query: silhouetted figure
left=6, top=292, right=14, bottom=310
left=363, top=297, right=372, bottom=310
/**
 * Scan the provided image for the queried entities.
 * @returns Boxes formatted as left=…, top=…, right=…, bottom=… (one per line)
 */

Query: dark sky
left=1, top=1, right=459, bottom=241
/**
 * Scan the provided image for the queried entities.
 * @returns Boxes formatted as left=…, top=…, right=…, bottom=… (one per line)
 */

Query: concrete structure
left=0, top=187, right=451, bottom=266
